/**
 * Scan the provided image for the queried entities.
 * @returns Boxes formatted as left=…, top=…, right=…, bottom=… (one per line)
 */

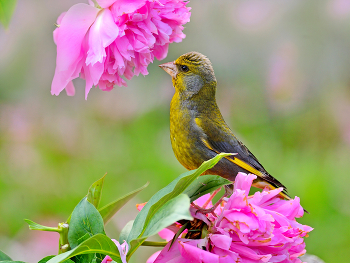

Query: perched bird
left=159, top=51, right=290, bottom=200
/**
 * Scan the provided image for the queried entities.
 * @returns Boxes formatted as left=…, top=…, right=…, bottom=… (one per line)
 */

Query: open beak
left=159, top=61, right=177, bottom=78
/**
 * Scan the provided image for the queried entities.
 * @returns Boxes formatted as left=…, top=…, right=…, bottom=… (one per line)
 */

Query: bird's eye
left=180, top=65, right=189, bottom=72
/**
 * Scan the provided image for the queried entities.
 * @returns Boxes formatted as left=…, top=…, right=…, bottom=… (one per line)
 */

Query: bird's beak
left=159, top=61, right=177, bottom=78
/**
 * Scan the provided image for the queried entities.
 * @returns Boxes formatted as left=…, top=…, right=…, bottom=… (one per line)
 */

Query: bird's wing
left=195, top=117, right=288, bottom=192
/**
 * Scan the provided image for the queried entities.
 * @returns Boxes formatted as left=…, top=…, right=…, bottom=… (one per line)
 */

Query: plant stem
left=141, top=241, right=168, bottom=247
left=91, top=0, right=102, bottom=8
left=58, top=222, right=70, bottom=254
left=202, top=187, right=221, bottom=208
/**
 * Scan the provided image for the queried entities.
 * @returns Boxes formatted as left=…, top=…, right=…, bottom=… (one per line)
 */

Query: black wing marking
left=208, top=138, right=288, bottom=192
left=194, top=117, right=288, bottom=192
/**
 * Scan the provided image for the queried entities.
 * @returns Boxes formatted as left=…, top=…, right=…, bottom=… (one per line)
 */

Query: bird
left=159, top=51, right=291, bottom=202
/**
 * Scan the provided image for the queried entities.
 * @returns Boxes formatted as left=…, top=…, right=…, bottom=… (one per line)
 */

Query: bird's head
left=159, top=51, right=217, bottom=99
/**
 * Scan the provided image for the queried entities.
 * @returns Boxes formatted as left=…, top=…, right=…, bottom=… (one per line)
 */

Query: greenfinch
left=159, top=51, right=290, bottom=200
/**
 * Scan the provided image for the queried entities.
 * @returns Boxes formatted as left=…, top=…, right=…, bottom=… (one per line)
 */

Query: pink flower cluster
left=150, top=173, right=313, bottom=263
left=51, top=0, right=191, bottom=99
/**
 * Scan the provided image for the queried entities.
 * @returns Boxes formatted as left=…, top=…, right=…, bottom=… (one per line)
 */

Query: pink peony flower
left=102, top=239, right=128, bottom=263
left=51, top=0, right=191, bottom=99
left=149, top=173, right=313, bottom=263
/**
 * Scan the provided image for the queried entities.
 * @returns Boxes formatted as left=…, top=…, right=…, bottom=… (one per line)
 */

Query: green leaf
left=119, top=220, right=134, bottom=244
left=143, top=194, right=192, bottom=237
left=0, top=0, right=16, bottom=28
left=46, top=234, right=122, bottom=263
left=68, top=197, right=105, bottom=249
left=24, top=219, right=60, bottom=232
left=127, top=237, right=147, bottom=259
left=87, top=174, right=106, bottom=208
left=126, top=153, right=230, bottom=259
left=119, top=195, right=192, bottom=260
left=38, top=256, right=74, bottom=263
left=38, top=256, right=54, bottom=263
left=0, top=250, right=11, bottom=260
left=99, top=182, right=149, bottom=224
left=184, top=174, right=232, bottom=202
left=169, top=221, right=190, bottom=249
left=73, top=253, right=104, bottom=263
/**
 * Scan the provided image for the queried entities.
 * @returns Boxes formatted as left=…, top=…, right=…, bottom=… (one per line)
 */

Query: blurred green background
left=1, top=0, right=350, bottom=262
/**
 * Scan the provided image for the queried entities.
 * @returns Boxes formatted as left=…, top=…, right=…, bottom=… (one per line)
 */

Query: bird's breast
left=170, top=95, right=205, bottom=170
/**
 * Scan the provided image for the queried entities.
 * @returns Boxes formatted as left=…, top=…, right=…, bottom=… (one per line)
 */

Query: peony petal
left=158, top=228, right=175, bottom=242
left=101, top=255, right=112, bottom=263
left=147, top=165, right=312, bottom=263
left=250, top=188, right=283, bottom=207
left=86, top=8, right=119, bottom=66
left=210, top=234, right=232, bottom=251
left=136, top=202, right=147, bottom=211
left=110, top=0, right=147, bottom=17
left=223, top=211, right=260, bottom=233
left=53, top=12, right=67, bottom=45
left=88, top=61, right=105, bottom=85
left=115, top=36, right=133, bottom=61
left=274, top=197, right=304, bottom=219
left=153, top=43, right=169, bottom=60
left=111, top=44, right=126, bottom=72
left=190, top=206, right=211, bottom=226
left=96, top=0, right=117, bottom=8
left=147, top=251, right=161, bottom=263
left=233, top=173, right=256, bottom=194
left=54, top=4, right=98, bottom=71
left=230, top=243, right=272, bottom=262
left=194, top=193, right=212, bottom=207
left=153, top=19, right=171, bottom=45
left=51, top=3, right=99, bottom=96
left=225, top=189, right=249, bottom=210
left=52, top=0, right=190, bottom=98
left=65, top=81, right=75, bottom=96
left=179, top=239, right=220, bottom=263
left=211, top=247, right=241, bottom=263
left=82, top=63, right=94, bottom=100
left=153, top=240, right=187, bottom=263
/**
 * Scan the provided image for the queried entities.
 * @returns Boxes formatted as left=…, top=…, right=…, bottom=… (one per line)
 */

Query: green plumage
left=161, top=51, right=290, bottom=199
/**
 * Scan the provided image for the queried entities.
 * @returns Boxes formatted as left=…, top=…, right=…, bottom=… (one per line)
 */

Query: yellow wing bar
left=200, top=137, right=264, bottom=177
left=227, top=156, right=264, bottom=177
left=200, top=137, right=291, bottom=200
